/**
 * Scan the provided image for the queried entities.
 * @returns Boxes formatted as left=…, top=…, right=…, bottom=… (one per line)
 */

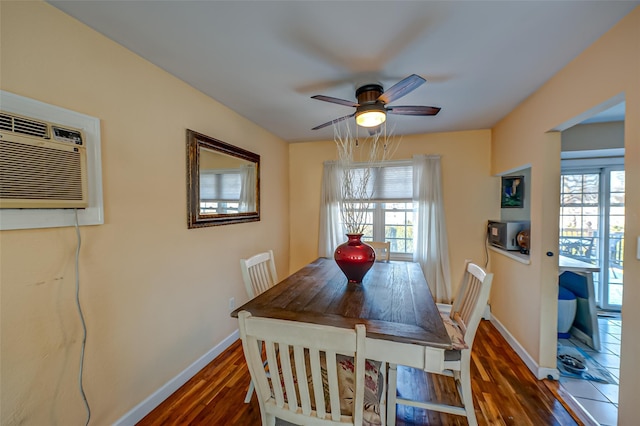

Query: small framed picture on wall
left=501, top=175, right=524, bottom=208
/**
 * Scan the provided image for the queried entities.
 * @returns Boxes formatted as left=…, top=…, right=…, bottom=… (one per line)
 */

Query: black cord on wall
left=74, top=209, right=91, bottom=426
left=484, top=222, right=490, bottom=269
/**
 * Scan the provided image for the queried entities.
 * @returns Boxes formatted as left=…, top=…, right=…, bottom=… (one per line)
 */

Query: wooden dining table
left=232, top=257, right=455, bottom=425
left=230, top=257, right=452, bottom=350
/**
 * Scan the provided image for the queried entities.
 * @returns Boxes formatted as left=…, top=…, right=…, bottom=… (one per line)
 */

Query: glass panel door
left=559, top=168, right=624, bottom=311
left=604, top=170, right=625, bottom=309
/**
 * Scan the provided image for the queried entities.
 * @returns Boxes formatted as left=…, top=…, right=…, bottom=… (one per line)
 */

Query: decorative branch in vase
left=333, top=122, right=399, bottom=283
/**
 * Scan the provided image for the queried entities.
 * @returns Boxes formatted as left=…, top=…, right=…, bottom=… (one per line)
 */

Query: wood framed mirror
left=187, top=129, right=260, bottom=228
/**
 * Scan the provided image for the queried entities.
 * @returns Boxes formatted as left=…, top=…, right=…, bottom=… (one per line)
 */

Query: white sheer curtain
left=239, top=164, right=256, bottom=212
left=318, top=161, right=346, bottom=258
left=413, top=154, right=452, bottom=303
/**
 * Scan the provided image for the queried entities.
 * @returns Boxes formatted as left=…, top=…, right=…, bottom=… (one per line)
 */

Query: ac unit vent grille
left=0, top=113, right=50, bottom=139
left=0, top=114, right=12, bottom=132
left=0, top=140, right=84, bottom=201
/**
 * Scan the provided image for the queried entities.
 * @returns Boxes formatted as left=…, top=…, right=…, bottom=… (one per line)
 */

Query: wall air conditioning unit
left=0, top=111, right=89, bottom=209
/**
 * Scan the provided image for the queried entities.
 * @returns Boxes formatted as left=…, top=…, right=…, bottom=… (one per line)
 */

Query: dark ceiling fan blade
left=386, top=105, right=441, bottom=116
left=311, top=95, right=359, bottom=108
left=377, top=74, right=426, bottom=104
left=311, top=113, right=356, bottom=130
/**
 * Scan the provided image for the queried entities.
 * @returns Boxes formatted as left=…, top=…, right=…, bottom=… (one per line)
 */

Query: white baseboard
left=113, top=329, right=240, bottom=426
left=483, top=303, right=492, bottom=320
left=490, top=315, right=559, bottom=380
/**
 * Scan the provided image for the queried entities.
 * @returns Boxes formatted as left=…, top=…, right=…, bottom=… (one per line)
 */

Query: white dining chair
left=240, top=250, right=278, bottom=299
left=238, top=311, right=383, bottom=426
left=368, top=241, right=391, bottom=262
left=240, top=250, right=279, bottom=403
left=386, top=260, right=493, bottom=426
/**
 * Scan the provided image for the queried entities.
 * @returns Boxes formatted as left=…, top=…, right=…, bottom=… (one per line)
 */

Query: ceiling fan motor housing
left=355, top=84, right=384, bottom=104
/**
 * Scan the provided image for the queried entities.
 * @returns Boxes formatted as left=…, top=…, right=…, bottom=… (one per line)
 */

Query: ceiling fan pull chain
left=384, top=122, right=388, bottom=151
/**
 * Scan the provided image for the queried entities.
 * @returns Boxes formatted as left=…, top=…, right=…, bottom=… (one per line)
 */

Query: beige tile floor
left=558, top=316, right=621, bottom=426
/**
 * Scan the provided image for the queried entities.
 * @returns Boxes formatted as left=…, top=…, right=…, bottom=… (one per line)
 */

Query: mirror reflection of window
left=198, top=147, right=257, bottom=214
left=199, top=165, right=256, bottom=214
left=199, top=170, right=241, bottom=214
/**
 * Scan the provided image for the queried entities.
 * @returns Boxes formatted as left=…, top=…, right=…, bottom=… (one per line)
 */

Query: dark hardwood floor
left=138, top=320, right=591, bottom=425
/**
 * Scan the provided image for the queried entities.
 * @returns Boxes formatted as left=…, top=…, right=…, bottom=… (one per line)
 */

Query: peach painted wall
left=0, top=2, right=289, bottom=425
left=491, top=6, right=639, bottom=421
left=289, top=130, right=499, bottom=296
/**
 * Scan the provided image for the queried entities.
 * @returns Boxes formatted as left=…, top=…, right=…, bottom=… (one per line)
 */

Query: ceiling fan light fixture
left=355, top=105, right=386, bottom=127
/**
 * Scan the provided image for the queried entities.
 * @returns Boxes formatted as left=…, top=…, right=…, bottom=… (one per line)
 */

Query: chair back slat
left=292, top=346, right=312, bottom=415
left=264, top=340, right=285, bottom=407
left=308, top=348, right=327, bottom=418
left=324, top=350, right=341, bottom=421
left=238, top=311, right=367, bottom=425
left=279, top=343, right=298, bottom=410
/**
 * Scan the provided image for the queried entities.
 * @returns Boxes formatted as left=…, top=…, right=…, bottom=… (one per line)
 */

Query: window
left=341, top=162, right=414, bottom=260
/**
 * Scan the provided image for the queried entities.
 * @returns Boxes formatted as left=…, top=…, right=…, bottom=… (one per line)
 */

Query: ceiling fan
left=311, top=74, right=440, bottom=130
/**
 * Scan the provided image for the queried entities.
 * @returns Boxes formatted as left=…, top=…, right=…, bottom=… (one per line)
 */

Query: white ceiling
left=48, top=1, right=636, bottom=143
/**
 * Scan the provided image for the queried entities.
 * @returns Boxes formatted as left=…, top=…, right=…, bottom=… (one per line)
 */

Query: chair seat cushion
left=277, top=351, right=383, bottom=425
left=440, top=312, right=469, bottom=350
left=335, top=355, right=383, bottom=426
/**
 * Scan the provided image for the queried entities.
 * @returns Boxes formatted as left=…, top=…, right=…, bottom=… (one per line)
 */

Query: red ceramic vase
left=334, top=234, right=376, bottom=283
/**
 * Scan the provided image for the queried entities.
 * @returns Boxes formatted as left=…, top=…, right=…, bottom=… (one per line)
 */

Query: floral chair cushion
left=275, top=350, right=383, bottom=425
left=334, top=355, right=383, bottom=426
left=440, top=312, right=469, bottom=350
